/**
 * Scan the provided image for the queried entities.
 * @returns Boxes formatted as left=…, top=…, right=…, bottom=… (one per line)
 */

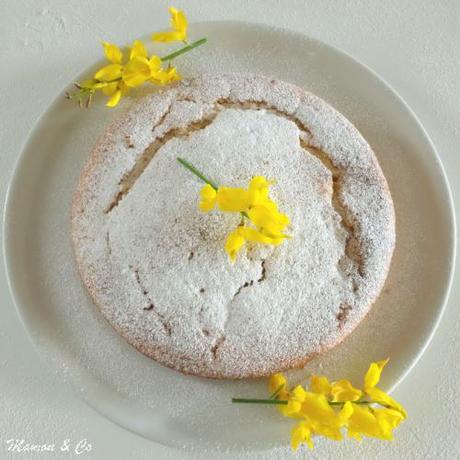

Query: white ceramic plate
left=3, top=21, right=456, bottom=451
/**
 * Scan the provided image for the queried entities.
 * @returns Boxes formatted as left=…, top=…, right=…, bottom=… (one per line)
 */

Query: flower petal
left=268, top=373, right=287, bottom=394
left=240, top=227, right=283, bottom=245
left=102, top=41, right=123, bottom=64
left=347, top=403, right=387, bottom=440
left=122, top=57, right=151, bottom=87
left=170, top=7, right=187, bottom=39
left=331, top=379, right=363, bottom=402
left=149, top=55, right=162, bottom=72
left=247, top=204, right=290, bottom=235
left=224, top=227, right=246, bottom=262
left=199, top=184, right=217, bottom=212
left=364, top=359, right=389, bottom=390
left=338, top=401, right=354, bottom=425
left=365, top=387, right=407, bottom=419
left=291, top=422, right=313, bottom=450
left=248, top=176, right=272, bottom=204
left=374, top=408, right=404, bottom=439
left=94, top=64, right=122, bottom=82
left=217, top=187, right=251, bottom=212
left=291, top=385, right=307, bottom=402
left=310, top=422, right=343, bottom=441
left=101, top=82, right=118, bottom=96
left=300, top=392, right=338, bottom=426
left=106, top=89, right=122, bottom=107
left=152, top=7, right=187, bottom=43
left=151, top=30, right=183, bottom=43
left=129, top=40, right=148, bottom=60
left=310, top=375, right=332, bottom=396
left=150, top=65, right=181, bottom=86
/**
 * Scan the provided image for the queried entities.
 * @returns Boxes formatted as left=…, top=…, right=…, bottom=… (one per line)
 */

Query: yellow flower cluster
left=199, top=177, right=290, bottom=262
left=83, top=40, right=181, bottom=107
left=267, top=359, right=407, bottom=450
left=67, top=7, right=205, bottom=107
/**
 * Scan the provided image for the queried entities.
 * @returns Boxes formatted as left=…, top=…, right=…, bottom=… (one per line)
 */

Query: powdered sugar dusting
left=71, top=74, right=395, bottom=378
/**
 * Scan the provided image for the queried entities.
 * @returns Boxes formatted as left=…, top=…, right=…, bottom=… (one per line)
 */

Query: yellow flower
left=69, top=6, right=208, bottom=109
left=338, top=401, right=354, bottom=424
left=365, top=387, right=407, bottom=419
left=122, top=53, right=181, bottom=88
left=255, top=360, right=407, bottom=450
left=364, top=359, right=407, bottom=419
left=279, top=385, right=306, bottom=417
left=310, top=375, right=331, bottom=396
left=92, top=42, right=127, bottom=106
left=95, top=42, right=124, bottom=82
left=373, top=408, right=404, bottom=439
left=106, top=90, right=122, bottom=107
left=129, top=39, right=148, bottom=60
left=268, top=373, right=292, bottom=416
left=207, top=177, right=280, bottom=215
left=248, top=176, right=272, bottom=204
left=215, top=176, right=290, bottom=261
left=281, top=399, right=303, bottom=418
left=290, top=402, right=351, bottom=450
left=91, top=39, right=180, bottom=107
left=102, top=41, right=123, bottom=64
left=224, top=226, right=286, bottom=262
left=102, top=81, right=128, bottom=107
left=217, top=187, right=252, bottom=212
left=152, top=7, right=188, bottom=43
left=291, top=421, right=313, bottom=450
left=193, top=172, right=290, bottom=261
left=240, top=227, right=284, bottom=245
left=247, top=204, right=290, bottom=238
left=94, top=63, right=123, bottom=82
left=199, top=184, right=217, bottom=212
left=224, top=227, right=246, bottom=263
left=93, top=43, right=128, bottom=106
left=122, top=57, right=152, bottom=87
left=150, top=64, right=182, bottom=86
left=310, top=422, right=342, bottom=441
left=245, top=360, right=408, bottom=450
left=268, top=373, right=287, bottom=395
left=347, top=403, right=388, bottom=441
left=364, top=359, right=389, bottom=390
left=330, top=380, right=363, bottom=402
left=299, top=392, right=338, bottom=426
left=267, top=374, right=304, bottom=418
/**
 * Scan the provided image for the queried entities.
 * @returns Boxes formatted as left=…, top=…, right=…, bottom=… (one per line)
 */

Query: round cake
left=71, top=74, right=395, bottom=379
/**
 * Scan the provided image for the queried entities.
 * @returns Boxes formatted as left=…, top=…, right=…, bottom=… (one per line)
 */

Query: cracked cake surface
left=71, top=73, right=395, bottom=379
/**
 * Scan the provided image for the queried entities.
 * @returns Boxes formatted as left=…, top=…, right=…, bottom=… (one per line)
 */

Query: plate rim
left=2, top=19, right=457, bottom=449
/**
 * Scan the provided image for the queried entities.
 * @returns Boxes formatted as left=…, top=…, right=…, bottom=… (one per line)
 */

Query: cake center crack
left=209, top=258, right=267, bottom=360
left=130, top=265, right=172, bottom=335
left=105, top=105, right=223, bottom=213
left=298, top=141, right=364, bottom=279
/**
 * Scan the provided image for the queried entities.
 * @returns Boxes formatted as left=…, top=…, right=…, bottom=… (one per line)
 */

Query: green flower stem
left=161, top=38, right=207, bottom=62
left=232, top=398, right=288, bottom=405
left=232, top=397, right=376, bottom=406
left=329, top=400, right=372, bottom=406
left=177, top=157, right=219, bottom=189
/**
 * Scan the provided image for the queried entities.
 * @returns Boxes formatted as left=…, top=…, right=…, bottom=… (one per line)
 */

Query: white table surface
left=1, top=1, right=459, bottom=459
